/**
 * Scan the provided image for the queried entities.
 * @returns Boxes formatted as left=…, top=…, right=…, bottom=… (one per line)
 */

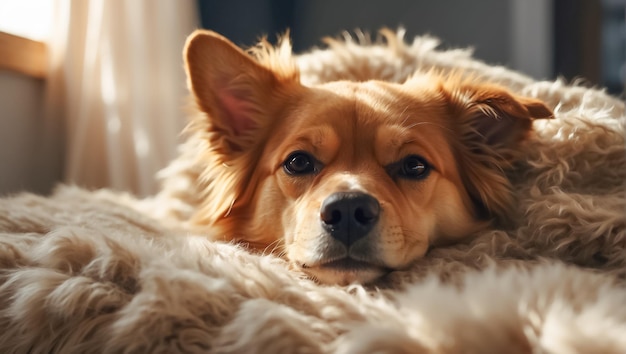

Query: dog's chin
left=299, top=258, right=389, bottom=285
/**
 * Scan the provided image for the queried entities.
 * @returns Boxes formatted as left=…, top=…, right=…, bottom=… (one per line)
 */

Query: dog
left=183, top=30, right=553, bottom=285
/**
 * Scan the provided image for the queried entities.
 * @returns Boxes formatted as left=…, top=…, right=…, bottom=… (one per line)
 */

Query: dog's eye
left=283, top=151, right=317, bottom=175
left=399, top=155, right=430, bottom=179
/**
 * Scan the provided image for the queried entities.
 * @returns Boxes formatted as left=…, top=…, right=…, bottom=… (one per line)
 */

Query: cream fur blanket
left=1, top=31, right=625, bottom=353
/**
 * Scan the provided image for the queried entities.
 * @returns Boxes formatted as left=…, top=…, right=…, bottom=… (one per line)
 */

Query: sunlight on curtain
left=47, top=0, right=198, bottom=196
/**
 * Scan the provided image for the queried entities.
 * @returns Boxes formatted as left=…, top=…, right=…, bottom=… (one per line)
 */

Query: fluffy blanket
left=1, top=30, right=625, bottom=353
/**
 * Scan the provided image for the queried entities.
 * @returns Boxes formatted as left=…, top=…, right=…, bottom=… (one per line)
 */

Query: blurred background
left=0, top=0, right=624, bottom=197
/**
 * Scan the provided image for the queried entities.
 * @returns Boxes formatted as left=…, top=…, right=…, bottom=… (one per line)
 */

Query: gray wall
left=199, top=0, right=553, bottom=79
left=0, top=71, right=63, bottom=196
left=292, top=0, right=511, bottom=66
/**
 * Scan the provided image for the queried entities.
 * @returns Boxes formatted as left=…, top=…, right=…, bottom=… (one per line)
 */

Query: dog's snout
left=320, top=192, right=380, bottom=245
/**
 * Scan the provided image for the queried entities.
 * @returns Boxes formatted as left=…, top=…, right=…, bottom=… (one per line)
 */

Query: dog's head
left=184, top=30, right=553, bottom=285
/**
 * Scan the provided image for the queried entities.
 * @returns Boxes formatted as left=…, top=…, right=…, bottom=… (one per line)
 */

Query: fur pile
left=1, top=30, right=625, bottom=353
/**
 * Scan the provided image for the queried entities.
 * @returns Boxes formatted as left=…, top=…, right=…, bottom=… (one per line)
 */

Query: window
left=0, top=0, right=52, bottom=78
left=0, top=0, right=52, bottom=41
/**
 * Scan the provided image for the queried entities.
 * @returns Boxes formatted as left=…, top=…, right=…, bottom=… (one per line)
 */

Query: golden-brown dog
left=184, top=30, right=553, bottom=285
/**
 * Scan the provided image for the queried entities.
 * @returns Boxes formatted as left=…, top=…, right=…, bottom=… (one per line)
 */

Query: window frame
left=0, top=31, right=47, bottom=79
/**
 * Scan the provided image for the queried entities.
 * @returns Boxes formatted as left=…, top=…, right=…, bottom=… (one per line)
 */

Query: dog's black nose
left=320, top=192, right=380, bottom=246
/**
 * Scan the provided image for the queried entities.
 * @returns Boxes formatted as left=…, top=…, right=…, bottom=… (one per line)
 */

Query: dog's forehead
left=306, top=80, right=447, bottom=124
left=281, top=81, right=450, bottom=145
left=272, top=80, right=453, bottom=168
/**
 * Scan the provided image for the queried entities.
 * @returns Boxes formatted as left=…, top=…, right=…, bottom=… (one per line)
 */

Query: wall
left=200, top=0, right=554, bottom=79
left=0, top=71, right=63, bottom=196
left=292, top=0, right=511, bottom=65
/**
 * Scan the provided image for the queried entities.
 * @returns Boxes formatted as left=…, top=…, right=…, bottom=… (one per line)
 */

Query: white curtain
left=46, top=0, right=198, bottom=196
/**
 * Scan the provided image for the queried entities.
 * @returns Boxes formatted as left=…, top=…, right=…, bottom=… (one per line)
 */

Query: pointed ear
left=184, top=30, right=296, bottom=154
left=455, top=84, right=553, bottom=156
left=445, top=82, right=553, bottom=225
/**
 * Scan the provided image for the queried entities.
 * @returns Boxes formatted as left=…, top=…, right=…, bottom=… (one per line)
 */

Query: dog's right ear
left=184, top=30, right=297, bottom=155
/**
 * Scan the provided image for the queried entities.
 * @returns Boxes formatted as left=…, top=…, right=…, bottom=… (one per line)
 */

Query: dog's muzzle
left=319, top=191, right=380, bottom=246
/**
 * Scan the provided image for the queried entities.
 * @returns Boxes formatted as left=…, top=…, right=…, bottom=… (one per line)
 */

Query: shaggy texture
left=1, top=30, right=625, bottom=353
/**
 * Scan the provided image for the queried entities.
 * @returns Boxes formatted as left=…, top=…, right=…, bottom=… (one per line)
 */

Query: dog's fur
left=183, top=30, right=553, bottom=284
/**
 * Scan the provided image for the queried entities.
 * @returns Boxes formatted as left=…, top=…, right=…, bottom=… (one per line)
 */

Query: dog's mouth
left=300, top=257, right=390, bottom=285
left=319, top=257, right=378, bottom=270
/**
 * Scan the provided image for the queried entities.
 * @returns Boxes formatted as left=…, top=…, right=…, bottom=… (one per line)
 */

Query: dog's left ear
left=445, top=83, right=553, bottom=223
